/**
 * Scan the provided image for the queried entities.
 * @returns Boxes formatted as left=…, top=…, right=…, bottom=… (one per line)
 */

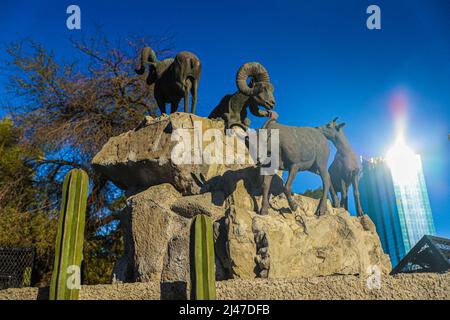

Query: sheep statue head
left=316, top=117, right=364, bottom=216
left=209, top=62, right=276, bottom=130
left=135, top=47, right=169, bottom=85
left=236, top=62, right=275, bottom=111
left=317, top=117, right=347, bottom=143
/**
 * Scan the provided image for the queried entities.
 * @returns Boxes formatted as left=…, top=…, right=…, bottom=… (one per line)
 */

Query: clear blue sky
left=0, top=0, right=448, bottom=237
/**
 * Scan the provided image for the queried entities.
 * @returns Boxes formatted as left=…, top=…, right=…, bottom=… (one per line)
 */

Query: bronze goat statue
left=317, top=118, right=364, bottom=216
left=136, top=47, right=201, bottom=115
left=259, top=116, right=332, bottom=217
left=209, top=62, right=275, bottom=130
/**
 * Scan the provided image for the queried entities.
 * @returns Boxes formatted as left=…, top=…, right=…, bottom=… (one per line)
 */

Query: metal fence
left=0, top=247, right=35, bottom=289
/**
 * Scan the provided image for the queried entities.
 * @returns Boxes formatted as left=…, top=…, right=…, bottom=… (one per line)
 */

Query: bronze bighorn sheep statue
left=209, top=62, right=275, bottom=130
left=259, top=116, right=332, bottom=217
left=317, top=118, right=364, bottom=216
left=136, top=47, right=201, bottom=115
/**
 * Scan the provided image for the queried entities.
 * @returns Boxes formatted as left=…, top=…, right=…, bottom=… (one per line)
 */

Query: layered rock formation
left=92, top=113, right=391, bottom=285
left=92, top=113, right=251, bottom=195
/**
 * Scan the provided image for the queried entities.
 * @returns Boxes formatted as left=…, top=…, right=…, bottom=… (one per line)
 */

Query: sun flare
left=386, top=133, right=421, bottom=185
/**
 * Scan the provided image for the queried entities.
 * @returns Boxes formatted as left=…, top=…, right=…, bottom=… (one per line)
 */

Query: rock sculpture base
left=92, top=113, right=391, bottom=285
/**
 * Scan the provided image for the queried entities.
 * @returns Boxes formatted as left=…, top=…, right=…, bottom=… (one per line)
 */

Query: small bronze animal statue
left=209, top=62, right=275, bottom=130
left=317, top=118, right=364, bottom=216
left=259, top=117, right=332, bottom=217
left=136, top=47, right=201, bottom=115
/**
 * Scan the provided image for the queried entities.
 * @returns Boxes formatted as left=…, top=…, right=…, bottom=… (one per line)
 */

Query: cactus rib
left=193, top=214, right=216, bottom=300
left=50, top=169, right=89, bottom=300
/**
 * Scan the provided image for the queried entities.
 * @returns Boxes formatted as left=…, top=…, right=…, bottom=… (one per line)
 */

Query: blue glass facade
left=359, top=157, right=436, bottom=268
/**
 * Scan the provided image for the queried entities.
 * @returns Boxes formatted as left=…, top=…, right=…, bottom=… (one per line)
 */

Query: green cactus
left=50, top=169, right=89, bottom=300
left=192, top=214, right=216, bottom=300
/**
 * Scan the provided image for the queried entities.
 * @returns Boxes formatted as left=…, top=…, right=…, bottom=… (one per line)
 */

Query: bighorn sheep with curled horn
left=136, top=47, right=201, bottom=114
left=209, top=62, right=276, bottom=130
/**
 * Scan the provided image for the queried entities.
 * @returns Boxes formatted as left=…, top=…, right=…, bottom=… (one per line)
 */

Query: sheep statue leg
left=352, top=173, right=364, bottom=217
left=170, top=101, right=180, bottom=114
left=316, top=165, right=331, bottom=216
left=340, top=180, right=349, bottom=210
left=329, top=182, right=340, bottom=208
left=190, top=79, right=198, bottom=114
left=157, top=99, right=166, bottom=115
left=260, top=174, right=274, bottom=215
left=284, top=165, right=299, bottom=212
left=184, top=79, right=192, bottom=113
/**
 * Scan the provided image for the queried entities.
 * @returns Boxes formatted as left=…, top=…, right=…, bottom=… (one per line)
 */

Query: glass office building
left=359, top=141, right=436, bottom=268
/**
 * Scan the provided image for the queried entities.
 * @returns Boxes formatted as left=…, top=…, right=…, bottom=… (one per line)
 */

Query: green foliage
left=50, top=169, right=89, bottom=300
left=192, top=214, right=216, bottom=300
left=0, top=209, right=58, bottom=285
left=83, top=229, right=123, bottom=285
left=0, top=35, right=168, bottom=286
left=0, top=101, right=123, bottom=288
left=302, top=188, right=324, bottom=199
left=0, top=117, right=57, bottom=285
left=82, top=194, right=125, bottom=285
left=0, top=117, right=40, bottom=211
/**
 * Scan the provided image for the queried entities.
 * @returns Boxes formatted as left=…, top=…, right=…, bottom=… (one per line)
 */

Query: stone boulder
left=225, top=189, right=391, bottom=279
left=92, top=113, right=252, bottom=195
left=93, top=113, right=391, bottom=285
left=113, top=182, right=226, bottom=284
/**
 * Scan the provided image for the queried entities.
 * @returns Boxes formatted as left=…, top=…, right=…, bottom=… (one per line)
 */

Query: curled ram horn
left=236, top=62, right=270, bottom=96
left=135, top=47, right=158, bottom=75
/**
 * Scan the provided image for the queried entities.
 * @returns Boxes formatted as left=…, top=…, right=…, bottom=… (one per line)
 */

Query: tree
left=0, top=209, right=58, bottom=286
left=1, top=34, right=171, bottom=284
left=0, top=117, right=58, bottom=285
left=3, top=35, right=169, bottom=212
left=0, top=117, right=40, bottom=211
left=301, top=188, right=324, bottom=200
